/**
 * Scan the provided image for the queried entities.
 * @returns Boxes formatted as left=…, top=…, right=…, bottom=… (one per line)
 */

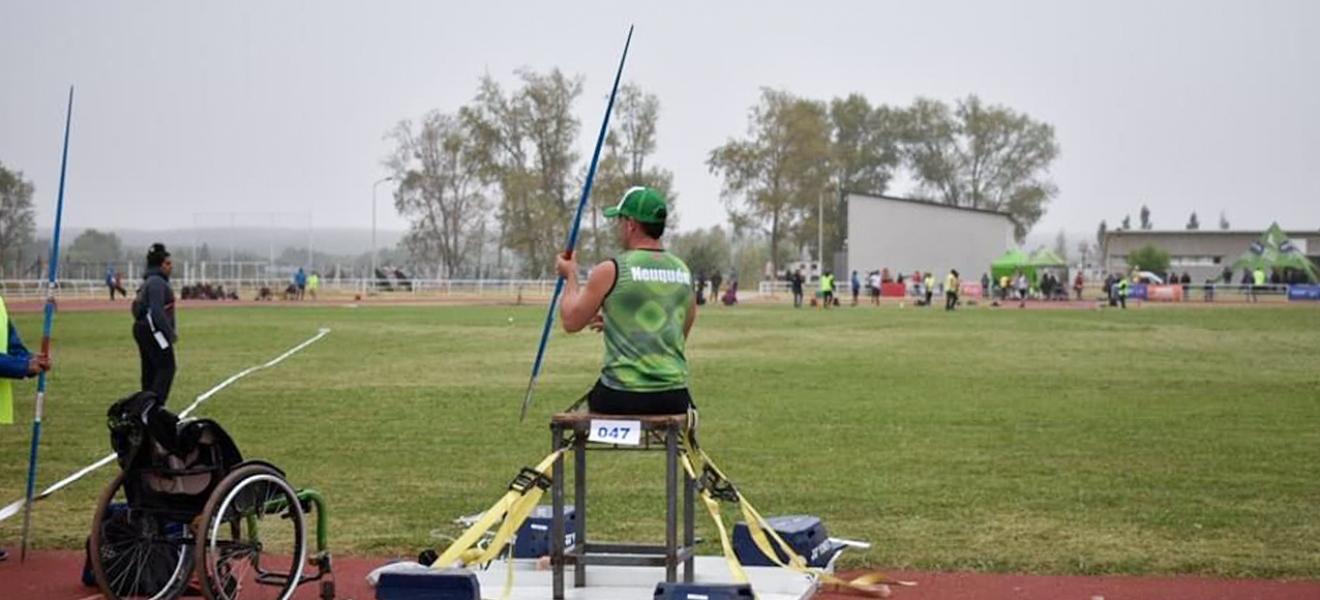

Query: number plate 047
left=588, top=419, right=642, bottom=446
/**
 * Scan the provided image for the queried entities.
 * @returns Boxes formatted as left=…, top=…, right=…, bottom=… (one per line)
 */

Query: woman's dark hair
left=146, top=243, right=170, bottom=267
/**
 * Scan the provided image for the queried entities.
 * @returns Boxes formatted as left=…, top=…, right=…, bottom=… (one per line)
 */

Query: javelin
left=520, top=25, right=634, bottom=422
left=20, top=85, right=75, bottom=562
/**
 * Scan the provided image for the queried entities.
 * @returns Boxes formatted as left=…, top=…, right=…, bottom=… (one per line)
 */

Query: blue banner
left=1287, top=285, right=1320, bottom=301
left=1128, top=284, right=1149, bottom=300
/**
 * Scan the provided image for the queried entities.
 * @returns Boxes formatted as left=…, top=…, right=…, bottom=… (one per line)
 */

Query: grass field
left=1, top=301, right=1317, bottom=578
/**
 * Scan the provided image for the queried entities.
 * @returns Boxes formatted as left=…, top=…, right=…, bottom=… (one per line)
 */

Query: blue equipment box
left=654, top=582, right=754, bottom=599
left=375, top=569, right=480, bottom=600
left=731, top=514, right=844, bottom=568
left=511, top=504, right=576, bottom=558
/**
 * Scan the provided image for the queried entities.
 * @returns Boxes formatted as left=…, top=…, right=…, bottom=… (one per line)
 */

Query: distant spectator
left=850, top=270, right=861, bottom=306
left=1117, top=274, right=1129, bottom=309
left=105, top=266, right=128, bottom=301
left=790, top=269, right=804, bottom=309
left=868, top=270, right=881, bottom=306
left=1252, top=267, right=1266, bottom=302
left=375, top=267, right=393, bottom=292
left=308, top=271, right=320, bottom=300
left=696, top=270, right=707, bottom=306
left=722, top=276, right=739, bottom=306
left=709, top=270, right=723, bottom=305
left=1015, top=271, right=1029, bottom=308
left=394, top=268, right=413, bottom=292
left=945, top=269, right=960, bottom=311
left=923, top=272, right=934, bottom=308
left=106, top=268, right=128, bottom=301
left=294, top=267, right=307, bottom=300
left=980, top=273, right=990, bottom=299
left=1180, top=271, right=1191, bottom=302
left=819, top=271, right=834, bottom=309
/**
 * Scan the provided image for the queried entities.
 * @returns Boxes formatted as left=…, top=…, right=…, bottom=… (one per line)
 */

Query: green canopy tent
left=1229, top=223, right=1319, bottom=282
left=1029, top=249, right=1071, bottom=296
left=990, top=249, right=1034, bottom=285
left=1028, top=249, right=1068, bottom=268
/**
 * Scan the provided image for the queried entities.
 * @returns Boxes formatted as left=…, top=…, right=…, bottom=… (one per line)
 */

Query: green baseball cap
left=603, top=186, right=668, bottom=224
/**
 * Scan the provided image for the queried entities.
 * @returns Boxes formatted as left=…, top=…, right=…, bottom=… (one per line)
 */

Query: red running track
left=3, top=551, right=1317, bottom=600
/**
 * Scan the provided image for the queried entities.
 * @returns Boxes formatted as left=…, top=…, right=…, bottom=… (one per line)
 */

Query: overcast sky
left=3, top=0, right=1318, bottom=243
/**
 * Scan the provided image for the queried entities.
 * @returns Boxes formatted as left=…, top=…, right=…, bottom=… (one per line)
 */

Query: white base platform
left=473, top=556, right=819, bottom=600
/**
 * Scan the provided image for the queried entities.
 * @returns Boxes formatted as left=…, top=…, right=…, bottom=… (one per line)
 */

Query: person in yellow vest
left=819, top=271, right=835, bottom=309
left=923, top=272, right=934, bottom=307
left=945, top=269, right=960, bottom=311
left=0, top=295, right=53, bottom=562
left=1251, top=267, right=1266, bottom=303
left=307, top=271, right=321, bottom=301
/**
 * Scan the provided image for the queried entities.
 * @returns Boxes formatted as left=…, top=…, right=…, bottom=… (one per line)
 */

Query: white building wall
left=846, top=193, right=1015, bottom=280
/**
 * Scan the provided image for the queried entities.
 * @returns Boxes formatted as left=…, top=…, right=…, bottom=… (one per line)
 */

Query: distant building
left=845, top=192, right=1015, bottom=281
left=1103, top=229, right=1320, bottom=281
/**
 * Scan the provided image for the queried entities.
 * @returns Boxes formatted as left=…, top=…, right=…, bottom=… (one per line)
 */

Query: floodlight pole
left=818, top=190, right=824, bottom=273
left=371, top=176, right=394, bottom=293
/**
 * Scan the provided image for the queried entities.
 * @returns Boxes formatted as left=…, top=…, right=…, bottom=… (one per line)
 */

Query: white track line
left=0, top=328, right=331, bottom=522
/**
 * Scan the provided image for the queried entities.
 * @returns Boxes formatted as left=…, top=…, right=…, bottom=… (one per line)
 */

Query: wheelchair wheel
left=89, top=471, right=193, bottom=600
left=195, top=464, right=307, bottom=600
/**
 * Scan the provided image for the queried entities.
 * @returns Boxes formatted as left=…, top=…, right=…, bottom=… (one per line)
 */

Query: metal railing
left=1, top=278, right=1313, bottom=304
left=0, top=278, right=565, bottom=302
left=755, top=280, right=1309, bottom=304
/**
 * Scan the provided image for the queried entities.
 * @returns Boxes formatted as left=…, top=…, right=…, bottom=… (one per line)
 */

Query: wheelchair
left=88, top=392, right=336, bottom=600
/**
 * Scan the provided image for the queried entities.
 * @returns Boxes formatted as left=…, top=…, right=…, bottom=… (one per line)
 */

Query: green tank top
left=601, top=249, right=693, bottom=392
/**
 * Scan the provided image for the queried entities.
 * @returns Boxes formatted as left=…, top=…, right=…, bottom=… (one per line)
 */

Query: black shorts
left=588, top=380, right=692, bottom=415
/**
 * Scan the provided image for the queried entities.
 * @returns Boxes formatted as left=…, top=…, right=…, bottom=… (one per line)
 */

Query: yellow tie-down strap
left=680, top=432, right=916, bottom=598
left=433, top=449, right=565, bottom=600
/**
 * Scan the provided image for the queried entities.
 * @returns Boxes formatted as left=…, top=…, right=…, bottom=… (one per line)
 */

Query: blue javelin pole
left=520, top=26, right=633, bottom=422
left=20, top=86, right=74, bottom=562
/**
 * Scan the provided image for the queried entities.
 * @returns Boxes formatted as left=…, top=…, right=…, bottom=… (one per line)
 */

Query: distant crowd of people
left=693, top=269, right=738, bottom=306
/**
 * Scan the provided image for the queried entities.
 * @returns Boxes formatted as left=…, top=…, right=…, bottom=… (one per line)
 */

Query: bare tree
left=462, top=69, right=583, bottom=276
left=387, top=112, right=489, bottom=278
left=590, top=83, right=676, bottom=262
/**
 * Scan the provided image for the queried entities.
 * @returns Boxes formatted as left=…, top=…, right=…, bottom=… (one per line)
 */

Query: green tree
left=1139, top=204, right=1152, bottom=230
left=0, top=162, right=37, bottom=276
left=1126, top=244, right=1170, bottom=274
left=589, top=83, right=676, bottom=262
left=708, top=89, right=831, bottom=274
left=668, top=226, right=730, bottom=278
left=823, top=94, right=903, bottom=255
left=461, top=68, right=583, bottom=277
left=1186, top=211, right=1200, bottom=230
left=66, top=229, right=124, bottom=267
left=386, top=110, right=489, bottom=278
left=900, top=95, right=1060, bottom=241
